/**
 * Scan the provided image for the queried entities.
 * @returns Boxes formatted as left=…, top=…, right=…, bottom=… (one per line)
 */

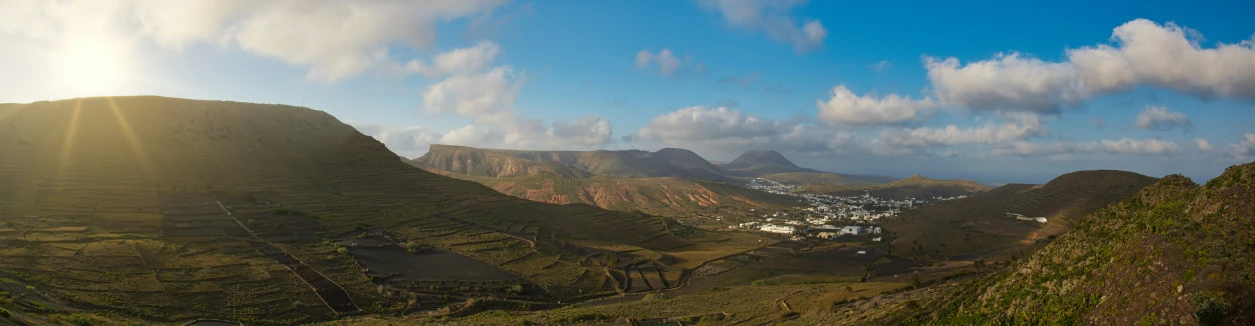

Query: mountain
left=759, top=171, right=898, bottom=186
left=793, top=174, right=991, bottom=199
left=407, top=144, right=592, bottom=178
left=434, top=172, right=800, bottom=221
left=412, top=145, right=729, bottom=182
left=882, top=170, right=1159, bottom=260
left=0, top=97, right=771, bottom=325
left=717, top=149, right=824, bottom=176
left=858, top=163, right=1255, bottom=325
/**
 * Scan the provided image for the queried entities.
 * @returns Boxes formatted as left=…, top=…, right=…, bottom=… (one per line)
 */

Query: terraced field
left=0, top=96, right=768, bottom=324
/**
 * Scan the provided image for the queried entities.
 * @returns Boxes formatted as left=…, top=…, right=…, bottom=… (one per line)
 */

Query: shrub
left=66, top=314, right=92, bottom=326
left=24, top=285, right=34, bottom=291
left=0, top=308, right=10, bottom=319
left=336, top=247, right=349, bottom=255
left=1193, top=292, right=1231, bottom=326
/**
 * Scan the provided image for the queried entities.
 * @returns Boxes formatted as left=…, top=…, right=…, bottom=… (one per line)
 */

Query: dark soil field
left=349, top=246, right=516, bottom=281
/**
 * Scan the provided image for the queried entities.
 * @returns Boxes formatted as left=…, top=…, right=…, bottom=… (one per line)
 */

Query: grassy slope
left=882, top=170, right=1158, bottom=261
left=432, top=171, right=801, bottom=219
left=859, top=163, right=1255, bottom=325
left=0, top=97, right=765, bottom=324
left=793, top=174, right=991, bottom=199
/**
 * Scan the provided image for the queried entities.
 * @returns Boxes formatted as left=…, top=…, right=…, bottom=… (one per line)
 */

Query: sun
left=55, top=35, right=130, bottom=95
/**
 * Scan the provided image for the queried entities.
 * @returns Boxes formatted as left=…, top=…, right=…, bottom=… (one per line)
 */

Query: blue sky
left=2, top=0, right=1254, bottom=184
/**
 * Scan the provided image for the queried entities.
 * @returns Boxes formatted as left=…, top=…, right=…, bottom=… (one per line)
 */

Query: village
left=732, top=177, right=968, bottom=241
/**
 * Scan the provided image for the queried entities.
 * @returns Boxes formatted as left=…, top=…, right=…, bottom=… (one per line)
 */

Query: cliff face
left=410, top=145, right=731, bottom=182
left=409, top=144, right=591, bottom=178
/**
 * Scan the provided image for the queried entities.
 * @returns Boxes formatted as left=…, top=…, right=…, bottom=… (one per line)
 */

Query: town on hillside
left=716, top=178, right=967, bottom=241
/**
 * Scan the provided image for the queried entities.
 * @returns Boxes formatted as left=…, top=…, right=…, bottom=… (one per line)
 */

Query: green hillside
left=882, top=170, right=1158, bottom=261
left=0, top=97, right=768, bottom=325
left=856, top=163, right=1255, bottom=325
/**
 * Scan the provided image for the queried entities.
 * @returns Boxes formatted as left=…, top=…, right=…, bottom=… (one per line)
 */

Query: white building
left=759, top=224, right=795, bottom=234
left=839, top=226, right=863, bottom=235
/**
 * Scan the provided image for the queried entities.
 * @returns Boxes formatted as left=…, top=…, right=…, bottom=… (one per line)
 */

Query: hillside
left=0, top=97, right=771, bottom=325
left=760, top=171, right=897, bottom=186
left=794, top=174, right=991, bottom=199
left=405, top=144, right=592, bottom=178
left=412, top=145, right=729, bottom=182
left=854, top=163, right=1255, bottom=325
left=431, top=171, right=801, bottom=220
left=882, top=170, right=1159, bottom=260
left=717, top=150, right=824, bottom=176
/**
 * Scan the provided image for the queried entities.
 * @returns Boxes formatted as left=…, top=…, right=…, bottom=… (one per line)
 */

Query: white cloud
left=872, top=60, right=891, bottom=72
left=401, top=41, right=500, bottom=78
left=0, top=0, right=509, bottom=82
left=633, top=106, right=861, bottom=156
left=878, top=114, right=1045, bottom=147
left=1069, top=19, right=1255, bottom=100
left=416, top=43, right=613, bottom=149
left=924, top=19, right=1255, bottom=113
left=1134, top=105, right=1192, bottom=131
left=995, top=138, right=1182, bottom=156
left=1194, top=138, right=1213, bottom=152
left=816, top=85, right=939, bottom=125
left=925, top=53, right=1086, bottom=113
left=698, top=0, right=826, bottom=52
left=635, top=49, right=683, bottom=76
left=1226, top=133, right=1255, bottom=158
left=423, top=66, right=523, bottom=125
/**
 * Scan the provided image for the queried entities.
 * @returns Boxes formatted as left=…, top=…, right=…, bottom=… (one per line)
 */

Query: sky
left=1, top=0, right=1254, bottom=184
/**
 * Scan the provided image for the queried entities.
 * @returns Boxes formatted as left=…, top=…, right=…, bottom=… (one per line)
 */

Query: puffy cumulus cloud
left=635, top=106, right=795, bottom=142
left=415, top=43, right=613, bottom=150
left=877, top=114, right=1046, bottom=147
left=349, top=119, right=613, bottom=158
left=0, top=0, right=508, bottom=82
left=400, top=41, right=500, bottom=78
left=816, top=85, right=940, bottom=125
left=422, top=66, right=523, bottom=124
left=924, top=19, right=1255, bottom=113
left=1069, top=19, right=1255, bottom=100
left=1226, top=133, right=1255, bottom=158
left=634, top=49, right=683, bottom=76
left=1194, top=138, right=1213, bottom=152
left=1134, top=105, right=1192, bottom=131
left=924, top=53, right=1086, bottom=113
left=697, top=0, right=825, bottom=52
left=994, top=138, right=1182, bottom=156
left=545, top=116, right=614, bottom=147
left=633, top=106, right=861, bottom=155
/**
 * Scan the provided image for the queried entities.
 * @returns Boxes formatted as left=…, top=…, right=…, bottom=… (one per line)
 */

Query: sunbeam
left=54, top=98, right=83, bottom=189
left=106, top=97, right=154, bottom=182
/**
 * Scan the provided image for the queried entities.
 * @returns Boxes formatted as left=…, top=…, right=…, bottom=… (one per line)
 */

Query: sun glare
left=55, top=35, right=130, bottom=95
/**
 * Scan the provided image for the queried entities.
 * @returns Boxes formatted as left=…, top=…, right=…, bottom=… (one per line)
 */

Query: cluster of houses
left=735, top=178, right=972, bottom=240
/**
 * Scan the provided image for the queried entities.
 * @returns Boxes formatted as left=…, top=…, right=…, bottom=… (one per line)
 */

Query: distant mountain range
left=409, top=145, right=825, bottom=217
left=793, top=174, right=991, bottom=199
left=412, top=145, right=729, bottom=182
